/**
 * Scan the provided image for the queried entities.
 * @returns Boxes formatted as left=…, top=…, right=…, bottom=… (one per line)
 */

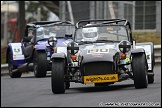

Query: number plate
left=84, top=74, right=118, bottom=84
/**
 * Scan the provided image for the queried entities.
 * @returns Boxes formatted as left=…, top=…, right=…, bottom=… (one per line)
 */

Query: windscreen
left=75, top=25, right=128, bottom=42
left=36, top=25, right=75, bottom=41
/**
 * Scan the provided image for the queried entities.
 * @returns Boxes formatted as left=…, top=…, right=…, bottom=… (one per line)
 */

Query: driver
left=36, top=27, right=45, bottom=41
left=81, top=26, right=98, bottom=41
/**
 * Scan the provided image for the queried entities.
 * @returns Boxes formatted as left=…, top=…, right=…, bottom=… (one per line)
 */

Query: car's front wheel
left=8, top=50, right=22, bottom=78
left=51, top=59, right=66, bottom=94
left=132, top=53, right=148, bottom=89
left=33, top=51, right=47, bottom=78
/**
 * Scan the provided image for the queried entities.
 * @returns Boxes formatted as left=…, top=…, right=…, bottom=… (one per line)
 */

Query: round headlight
left=118, top=40, right=131, bottom=53
left=48, top=36, right=57, bottom=47
left=67, top=42, right=79, bottom=55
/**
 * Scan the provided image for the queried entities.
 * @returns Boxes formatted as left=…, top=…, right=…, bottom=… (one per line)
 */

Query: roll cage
left=24, top=21, right=75, bottom=45
left=75, top=19, right=133, bottom=44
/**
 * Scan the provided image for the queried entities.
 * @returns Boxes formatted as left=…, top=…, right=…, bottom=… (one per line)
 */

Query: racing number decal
left=14, top=48, right=20, bottom=52
left=12, top=46, right=22, bottom=55
left=87, top=48, right=109, bottom=54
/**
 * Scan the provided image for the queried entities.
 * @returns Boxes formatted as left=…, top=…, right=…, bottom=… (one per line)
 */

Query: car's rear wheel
left=132, top=53, right=148, bottom=89
left=33, top=51, right=47, bottom=78
left=8, top=50, right=22, bottom=78
left=51, top=59, right=66, bottom=94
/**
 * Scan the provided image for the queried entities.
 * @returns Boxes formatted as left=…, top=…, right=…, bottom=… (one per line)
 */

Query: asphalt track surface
left=1, top=64, right=161, bottom=107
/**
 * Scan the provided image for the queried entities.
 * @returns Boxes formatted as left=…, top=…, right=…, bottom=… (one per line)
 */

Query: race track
left=1, top=64, right=161, bottom=107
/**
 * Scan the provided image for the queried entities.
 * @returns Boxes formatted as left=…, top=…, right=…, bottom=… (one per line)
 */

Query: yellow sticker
left=55, top=28, right=60, bottom=30
left=84, top=74, right=118, bottom=84
left=125, top=58, right=130, bottom=62
left=107, top=27, right=113, bottom=30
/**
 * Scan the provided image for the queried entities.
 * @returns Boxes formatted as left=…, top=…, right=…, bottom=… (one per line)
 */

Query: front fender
left=131, top=48, right=145, bottom=54
left=51, top=53, right=66, bottom=59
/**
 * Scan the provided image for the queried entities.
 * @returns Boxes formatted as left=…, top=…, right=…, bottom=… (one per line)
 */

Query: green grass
left=1, top=32, right=161, bottom=64
left=132, top=32, right=161, bottom=45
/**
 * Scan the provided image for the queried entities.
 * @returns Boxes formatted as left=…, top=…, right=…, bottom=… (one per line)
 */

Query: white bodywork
left=135, top=43, right=153, bottom=71
left=10, top=43, right=25, bottom=60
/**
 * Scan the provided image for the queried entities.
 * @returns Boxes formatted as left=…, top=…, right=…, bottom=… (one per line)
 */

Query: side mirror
left=48, top=36, right=57, bottom=47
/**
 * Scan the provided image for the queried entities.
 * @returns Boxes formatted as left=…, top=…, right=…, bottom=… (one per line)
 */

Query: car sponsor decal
left=13, top=55, right=25, bottom=60
left=125, top=57, right=130, bottom=62
left=87, top=48, right=109, bottom=54
left=91, top=53, right=104, bottom=58
left=84, top=74, right=118, bottom=84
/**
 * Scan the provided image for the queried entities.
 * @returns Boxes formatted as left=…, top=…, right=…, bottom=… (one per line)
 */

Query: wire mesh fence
left=60, top=1, right=161, bottom=35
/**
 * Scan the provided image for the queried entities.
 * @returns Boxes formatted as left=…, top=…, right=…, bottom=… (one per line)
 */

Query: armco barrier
left=1, top=45, right=161, bottom=76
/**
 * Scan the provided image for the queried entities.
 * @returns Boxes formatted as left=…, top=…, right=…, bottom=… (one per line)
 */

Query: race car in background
left=6, top=21, right=75, bottom=78
left=50, top=19, right=155, bottom=94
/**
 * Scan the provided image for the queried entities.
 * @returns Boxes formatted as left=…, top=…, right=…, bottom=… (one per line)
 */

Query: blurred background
left=1, top=1, right=161, bottom=63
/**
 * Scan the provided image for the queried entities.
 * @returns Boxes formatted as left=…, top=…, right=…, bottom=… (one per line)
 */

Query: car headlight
left=48, top=36, right=57, bottom=47
left=67, top=41, right=79, bottom=55
left=118, top=40, right=131, bottom=53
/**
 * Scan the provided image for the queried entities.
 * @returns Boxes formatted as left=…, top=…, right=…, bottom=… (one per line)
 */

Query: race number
left=87, top=48, right=109, bottom=54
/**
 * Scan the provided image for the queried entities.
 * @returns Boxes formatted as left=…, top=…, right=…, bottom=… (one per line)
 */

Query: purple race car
left=6, top=21, right=75, bottom=78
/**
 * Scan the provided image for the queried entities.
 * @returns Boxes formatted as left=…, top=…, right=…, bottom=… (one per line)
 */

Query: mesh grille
left=82, top=62, right=114, bottom=76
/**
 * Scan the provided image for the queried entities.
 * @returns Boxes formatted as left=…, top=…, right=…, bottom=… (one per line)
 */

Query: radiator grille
left=82, top=62, right=114, bottom=76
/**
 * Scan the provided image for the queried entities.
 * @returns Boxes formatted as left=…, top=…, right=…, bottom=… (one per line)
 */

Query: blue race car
left=6, top=21, right=75, bottom=78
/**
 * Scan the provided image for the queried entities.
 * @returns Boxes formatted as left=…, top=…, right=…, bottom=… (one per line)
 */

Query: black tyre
left=51, top=59, right=66, bottom=94
left=148, top=75, right=154, bottom=84
left=33, top=51, right=47, bottom=78
left=8, top=51, right=22, bottom=78
left=132, top=53, right=148, bottom=89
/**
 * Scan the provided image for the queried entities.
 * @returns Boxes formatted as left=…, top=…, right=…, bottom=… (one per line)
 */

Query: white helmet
left=36, top=27, right=45, bottom=40
left=82, top=27, right=98, bottom=41
left=37, top=27, right=44, bottom=36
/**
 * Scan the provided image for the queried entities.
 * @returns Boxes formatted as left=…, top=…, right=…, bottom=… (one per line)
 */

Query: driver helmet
left=82, top=26, right=98, bottom=41
left=36, top=27, right=44, bottom=40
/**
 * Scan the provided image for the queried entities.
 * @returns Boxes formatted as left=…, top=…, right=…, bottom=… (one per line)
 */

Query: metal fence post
left=19, top=1, right=25, bottom=41
left=90, top=1, right=95, bottom=20
left=156, top=1, right=161, bottom=35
